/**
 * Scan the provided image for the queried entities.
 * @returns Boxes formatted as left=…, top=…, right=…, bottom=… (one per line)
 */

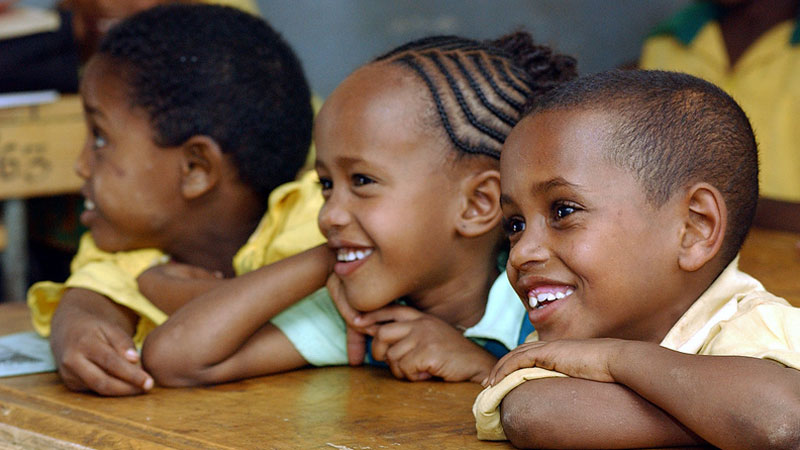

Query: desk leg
left=2, top=199, right=29, bottom=302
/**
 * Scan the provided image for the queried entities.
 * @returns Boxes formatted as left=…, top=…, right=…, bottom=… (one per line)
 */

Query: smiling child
left=141, top=33, right=577, bottom=386
left=474, top=70, right=800, bottom=449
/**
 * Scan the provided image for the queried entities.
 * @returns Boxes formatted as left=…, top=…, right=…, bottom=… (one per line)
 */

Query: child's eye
left=91, top=130, right=107, bottom=150
left=318, top=177, right=333, bottom=191
left=552, top=202, right=580, bottom=221
left=502, top=216, right=526, bottom=236
left=352, top=174, right=374, bottom=187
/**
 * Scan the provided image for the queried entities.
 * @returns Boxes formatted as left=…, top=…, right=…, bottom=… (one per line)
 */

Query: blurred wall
left=19, top=0, right=691, bottom=96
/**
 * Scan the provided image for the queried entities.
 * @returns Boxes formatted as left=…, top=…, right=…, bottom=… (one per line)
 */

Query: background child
left=140, top=33, right=577, bottom=386
left=474, top=70, right=800, bottom=449
left=26, top=4, right=325, bottom=396
left=640, top=0, right=800, bottom=232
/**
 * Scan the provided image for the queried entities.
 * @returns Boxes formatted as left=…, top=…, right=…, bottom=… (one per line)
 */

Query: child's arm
left=141, top=244, right=335, bottom=386
left=488, top=339, right=800, bottom=450
left=137, top=262, right=225, bottom=315
left=49, top=288, right=154, bottom=396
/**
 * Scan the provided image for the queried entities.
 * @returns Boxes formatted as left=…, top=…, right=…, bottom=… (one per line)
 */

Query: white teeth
left=336, top=248, right=373, bottom=262
left=84, top=199, right=95, bottom=211
left=528, top=288, right=574, bottom=310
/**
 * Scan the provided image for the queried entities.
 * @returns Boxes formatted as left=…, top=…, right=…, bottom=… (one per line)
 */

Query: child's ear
left=456, top=169, right=502, bottom=238
left=677, top=182, right=727, bottom=272
left=179, top=135, right=223, bottom=200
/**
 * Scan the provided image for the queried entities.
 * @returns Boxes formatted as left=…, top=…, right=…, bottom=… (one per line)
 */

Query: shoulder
left=703, top=292, right=800, bottom=369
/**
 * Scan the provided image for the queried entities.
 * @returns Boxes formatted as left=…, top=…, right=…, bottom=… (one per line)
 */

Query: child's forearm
left=607, top=341, right=800, bottom=450
left=500, top=376, right=703, bottom=449
left=141, top=244, right=334, bottom=384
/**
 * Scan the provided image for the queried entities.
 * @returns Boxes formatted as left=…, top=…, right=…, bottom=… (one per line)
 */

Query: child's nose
left=318, top=196, right=351, bottom=235
left=508, top=223, right=550, bottom=271
left=73, top=143, right=93, bottom=179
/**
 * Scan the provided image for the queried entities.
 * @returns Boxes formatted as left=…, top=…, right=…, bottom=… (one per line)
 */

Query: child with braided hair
left=141, top=32, right=577, bottom=386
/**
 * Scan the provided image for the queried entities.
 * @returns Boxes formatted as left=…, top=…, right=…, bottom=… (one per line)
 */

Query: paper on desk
left=0, top=331, right=56, bottom=377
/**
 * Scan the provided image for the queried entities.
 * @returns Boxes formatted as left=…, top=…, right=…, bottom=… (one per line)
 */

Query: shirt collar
left=463, top=272, right=527, bottom=351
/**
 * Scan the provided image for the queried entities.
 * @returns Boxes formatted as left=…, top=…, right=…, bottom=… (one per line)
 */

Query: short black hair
left=375, top=32, right=577, bottom=161
left=526, top=69, right=759, bottom=265
left=98, top=4, right=312, bottom=204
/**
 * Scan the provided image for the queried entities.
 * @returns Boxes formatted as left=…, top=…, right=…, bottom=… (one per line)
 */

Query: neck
left=406, top=240, right=501, bottom=330
left=719, top=0, right=798, bottom=67
left=165, top=188, right=264, bottom=278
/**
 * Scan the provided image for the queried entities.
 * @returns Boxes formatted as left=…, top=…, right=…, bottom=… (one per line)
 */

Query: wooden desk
left=0, top=303, right=507, bottom=449
left=0, top=227, right=796, bottom=449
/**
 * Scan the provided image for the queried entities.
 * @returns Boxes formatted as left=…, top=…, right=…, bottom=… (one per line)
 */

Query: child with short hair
left=474, top=70, right=800, bottom=449
left=140, top=33, right=577, bottom=386
left=27, top=3, right=325, bottom=396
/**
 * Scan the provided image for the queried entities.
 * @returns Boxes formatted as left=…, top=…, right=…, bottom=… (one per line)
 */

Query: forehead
left=81, top=56, right=135, bottom=114
left=315, top=63, right=445, bottom=165
left=501, top=108, right=616, bottom=177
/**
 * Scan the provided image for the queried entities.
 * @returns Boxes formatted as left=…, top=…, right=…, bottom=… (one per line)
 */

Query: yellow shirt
left=640, top=3, right=800, bottom=202
left=27, top=170, right=324, bottom=346
left=473, top=257, right=800, bottom=440
left=207, top=0, right=259, bottom=16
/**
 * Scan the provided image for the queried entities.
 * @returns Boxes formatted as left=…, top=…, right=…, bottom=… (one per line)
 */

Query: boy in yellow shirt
left=27, top=4, right=324, bottom=396
left=474, top=70, right=800, bottom=449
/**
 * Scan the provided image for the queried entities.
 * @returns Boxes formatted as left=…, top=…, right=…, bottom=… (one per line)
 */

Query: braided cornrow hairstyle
left=375, top=32, right=577, bottom=160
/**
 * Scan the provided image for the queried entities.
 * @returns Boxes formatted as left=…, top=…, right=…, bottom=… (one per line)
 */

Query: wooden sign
left=0, top=95, right=85, bottom=199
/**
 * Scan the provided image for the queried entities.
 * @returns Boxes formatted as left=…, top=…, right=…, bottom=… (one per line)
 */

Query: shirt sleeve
left=472, top=367, right=567, bottom=441
left=270, top=288, right=348, bottom=366
left=26, top=233, right=166, bottom=346
left=702, top=295, right=800, bottom=369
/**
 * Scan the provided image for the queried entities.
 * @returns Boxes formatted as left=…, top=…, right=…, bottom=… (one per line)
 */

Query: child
left=640, top=0, right=800, bottom=232
left=26, top=4, right=325, bottom=396
left=140, top=33, right=577, bottom=386
left=474, top=70, right=800, bottom=449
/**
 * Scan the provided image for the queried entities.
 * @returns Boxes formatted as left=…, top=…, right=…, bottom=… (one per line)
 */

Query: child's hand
left=485, top=338, right=626, bottom=386
left=360, top=305, right=497, bottom=382
left=326, top=274, right=374, bottom=366
left=51, top=307, right=153, bottom=396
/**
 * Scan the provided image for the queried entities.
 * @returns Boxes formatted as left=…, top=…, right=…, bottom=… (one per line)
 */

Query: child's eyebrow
left=82, top=103, right=105, bottom=119
left=532, top=177, right=581, bottom=195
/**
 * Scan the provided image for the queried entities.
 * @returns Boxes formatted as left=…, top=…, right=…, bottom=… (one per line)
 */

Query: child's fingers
left=488, top=343, right=547, bottom=386
left=326, top=274, right=362, bottom=327
left=87, top=342, right=154, bottom=393
left=370, top=322, right=412, bottom=362
left=355, top=304, right=423, bottom=327
left=345, top=327, right=367, bottom=366
left=60, top=353, right=149, bottom=396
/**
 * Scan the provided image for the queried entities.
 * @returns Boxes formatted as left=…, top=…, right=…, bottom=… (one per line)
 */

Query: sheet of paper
left=0, top=90, right=59, bottom=109
left=0, top=331, right=56, bottom=377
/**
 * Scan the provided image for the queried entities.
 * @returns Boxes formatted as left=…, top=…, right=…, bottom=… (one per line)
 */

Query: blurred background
left=20, top=0, right=692, bottom=96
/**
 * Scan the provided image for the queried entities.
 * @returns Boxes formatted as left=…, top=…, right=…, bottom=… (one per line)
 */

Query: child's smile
left=500, top=108, right=692, bottom=343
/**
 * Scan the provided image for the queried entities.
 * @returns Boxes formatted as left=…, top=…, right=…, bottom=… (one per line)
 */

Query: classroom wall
left=255, top=0, right=691, bottom=97
left=19, top=0, right=691, bottom=97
